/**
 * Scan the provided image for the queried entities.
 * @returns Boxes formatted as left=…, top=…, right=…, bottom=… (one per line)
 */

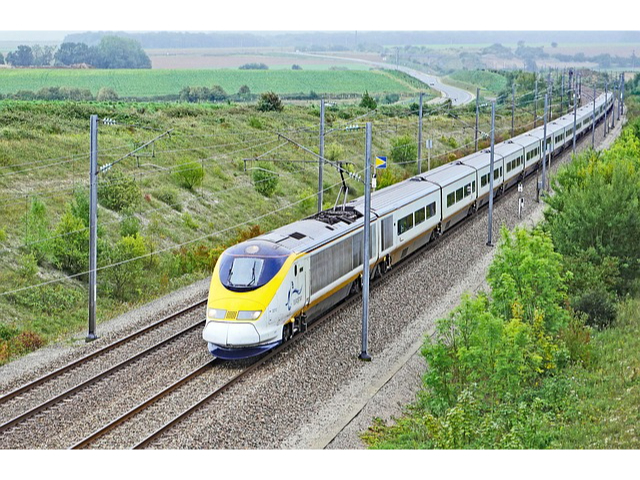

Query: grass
left=443, top=70, right=508, bottom=97
left=0, top=68, right=419, bottom=99
left=551, top=297, right=640, bottom=448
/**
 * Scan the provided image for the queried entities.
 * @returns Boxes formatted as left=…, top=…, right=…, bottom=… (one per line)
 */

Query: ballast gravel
left=0, top=115, right=624, bottom=450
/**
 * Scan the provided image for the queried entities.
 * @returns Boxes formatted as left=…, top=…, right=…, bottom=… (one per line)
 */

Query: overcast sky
left=0, top=0, right=632, bottom=34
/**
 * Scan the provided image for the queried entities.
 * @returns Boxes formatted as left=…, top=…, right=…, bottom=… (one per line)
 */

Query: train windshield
left=218, top=240, right=291, bottom=292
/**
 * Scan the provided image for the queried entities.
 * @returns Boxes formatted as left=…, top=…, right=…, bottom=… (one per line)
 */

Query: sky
left=0, top=0, right=633, bottom=35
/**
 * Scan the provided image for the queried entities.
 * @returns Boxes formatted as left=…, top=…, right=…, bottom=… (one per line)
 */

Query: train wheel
left=282, top=322, right=293, bottom=343
left=350, top=275, right=362, bottom=295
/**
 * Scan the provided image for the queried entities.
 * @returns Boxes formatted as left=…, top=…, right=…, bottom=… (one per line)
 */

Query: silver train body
left=203, top=92, right=615, bottom=359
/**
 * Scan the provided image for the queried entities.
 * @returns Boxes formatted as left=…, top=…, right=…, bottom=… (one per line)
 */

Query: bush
left=103, top=234, right=149, bottom=301
left=252, top=164, right=279, bottom=197
left=257, top=91, right=283, bottom=112
left=97, top=87, right=119, bottom=102
left=154, top=186, right=181, bottom=210
left=572, top=289, right=617, bottom=329
left=50, top=209, right=89, bottom=275
left=99, top=169, right=141, bottom=212
left=173, top=162, right=204, bottom=191
left=23, top=197, right=51, bottom=263
left=390, top=135, right=417, bottom=167
left=360, top=91, right=377, bottom=109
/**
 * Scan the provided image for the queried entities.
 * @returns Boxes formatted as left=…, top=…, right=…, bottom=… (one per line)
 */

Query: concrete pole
left=487, top=102, right=496, bottom=247
left=572, top=91, right=578, bottom=154
left=604, top=81, right=608, bottom=137
left=542, top=94, right=548, bottom=192
left=87, top=115, right=99, bottom=342
left=474, top=87, right=480, bottom=151
left=534, top=76, right=538, bottom=128
left=360, top=122, right=372, bottom=361
left=511, top=82, right=515, bottom=137
left=417, top=92, right=423, bottom=174
left=318, top=99, right=325, bottom=213
left=592, top=84, right=596, bottom=148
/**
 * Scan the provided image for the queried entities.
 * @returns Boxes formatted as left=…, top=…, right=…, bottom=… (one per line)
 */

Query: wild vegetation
left=363, top=99, right=640, bottom=449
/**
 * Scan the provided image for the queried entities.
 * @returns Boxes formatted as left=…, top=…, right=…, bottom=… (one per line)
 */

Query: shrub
left=154, top=186, right=181, bottom=210
left=390, top=135, right=417, bottom=167
left=257, top=91, right=283, bottom=112
left=103, top=234, right=149, bottom=301
left=23, top=197, right=51, bottom=263
left=360, top=91, right=377, bottom=109
left=50, top=208, right=89, bottom=275
left=173, top=162, right=204, bottom=191
left=99, top=169, right=141, bottom=212
left=96, top=87, right=119, bottom=101
left=252, top=164, right=279, bottom=197
left=572, top=289, right=617, bottom=329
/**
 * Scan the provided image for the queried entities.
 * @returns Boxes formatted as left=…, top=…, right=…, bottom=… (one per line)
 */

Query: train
left=203, top=91, right=615, bottom=359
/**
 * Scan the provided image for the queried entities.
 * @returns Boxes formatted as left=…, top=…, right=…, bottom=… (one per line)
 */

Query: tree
left=0, top=52, right=4, bottom=65
left=257, top=91, right=283, bottom=112
left=54, top=42, right=91, bottom=66
left=31, top=45, right=55, bottom=66
left=487, top=226, right=570, bottom=333
left=360, top=90, right=377, bottom=109
left=6, top=45, right=34, bottom=67
left=90, top=36, right=151, bottom=69
left=96, top=87, right=119, bottom=102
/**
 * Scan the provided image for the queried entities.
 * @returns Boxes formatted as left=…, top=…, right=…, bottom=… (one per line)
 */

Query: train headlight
left=207, top=308, right=226, bottom=320
left=237, top=310, right=262, bottom=320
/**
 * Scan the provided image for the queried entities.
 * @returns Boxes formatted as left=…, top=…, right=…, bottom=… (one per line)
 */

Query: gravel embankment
left=0, top=114, right=624, bottom=450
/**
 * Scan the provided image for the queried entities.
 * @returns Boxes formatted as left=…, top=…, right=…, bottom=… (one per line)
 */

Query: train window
left=481, top=173, right=488, bottom=187
left=219, top=241, right=290, bottom=292
left=426, top=202, right=436, bottom=219
left=415, top=207, right=426, bottom=225
left=397, top=213, right=414, bottom=235
left=464, top=184, right=471, bottom=197
left=472, top=180, right=476, bottom=192
left=455, top=187, right=464, bottom=202
left=447, top=192, right=455, bottom=207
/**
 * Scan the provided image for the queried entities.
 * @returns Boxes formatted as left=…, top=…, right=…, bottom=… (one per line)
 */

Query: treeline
left=0, top=87, right=119, bottom=102
left=0, top=36, right=150, bottom=69
left=364, top=113, right=640, bottom=449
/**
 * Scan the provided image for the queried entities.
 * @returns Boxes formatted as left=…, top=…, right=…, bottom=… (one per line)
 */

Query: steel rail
left=0, top=299, right=207, bottom=405
left=0, top=320, right=205, bottom=435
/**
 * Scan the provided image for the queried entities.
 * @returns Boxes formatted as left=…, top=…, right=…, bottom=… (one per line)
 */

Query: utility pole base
left=359, top=351, right=372, bottom=361
left=85, top=334, right=99, bottom=343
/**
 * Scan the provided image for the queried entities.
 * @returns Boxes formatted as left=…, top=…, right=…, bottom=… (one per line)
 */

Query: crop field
left=0, top=68, right=418, bottom=98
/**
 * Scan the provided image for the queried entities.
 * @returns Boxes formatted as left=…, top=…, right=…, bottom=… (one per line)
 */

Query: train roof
left=417, top=162, right=476, bottom=187
left=494, top=140, right=524, bottom=156
left=457, top=149, right=497, bottom=170
left=258, top=214, right=366, bottom=254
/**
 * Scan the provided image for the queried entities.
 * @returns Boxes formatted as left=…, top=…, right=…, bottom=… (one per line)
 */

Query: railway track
left=0, top=300, right=207, bottom=447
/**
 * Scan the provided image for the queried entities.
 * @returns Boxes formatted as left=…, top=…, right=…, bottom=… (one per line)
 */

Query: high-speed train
left=203, top=91, right=615, bottom=359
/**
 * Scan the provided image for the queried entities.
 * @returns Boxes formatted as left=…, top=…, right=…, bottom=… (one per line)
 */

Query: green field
left=0, top=68, right=418, bottom=98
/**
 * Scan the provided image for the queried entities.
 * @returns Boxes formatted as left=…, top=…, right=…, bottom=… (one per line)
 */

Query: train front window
left=228, top=258, right=264, bottom=288
left=218, top=240, right=290, bottom=292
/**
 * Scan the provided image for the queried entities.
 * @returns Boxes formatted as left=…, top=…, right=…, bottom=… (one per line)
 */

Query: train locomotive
left=203, top=92, right=615, bottom=360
